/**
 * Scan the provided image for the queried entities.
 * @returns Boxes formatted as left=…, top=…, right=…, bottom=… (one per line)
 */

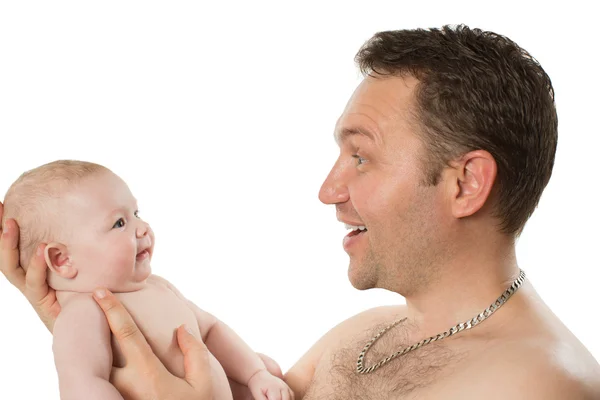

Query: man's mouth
left=345, top=224, right=368, bottom=237
left=343, top=223, right=368, bottom=250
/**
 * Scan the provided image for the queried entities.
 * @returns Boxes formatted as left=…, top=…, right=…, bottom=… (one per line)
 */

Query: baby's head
left=2, top=160, right=154, bottom=293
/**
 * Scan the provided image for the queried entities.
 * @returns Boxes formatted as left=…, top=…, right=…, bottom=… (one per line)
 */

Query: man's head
left=319, top=25, right=557, bottom=294
left=2, top=160, right=154, bottom=292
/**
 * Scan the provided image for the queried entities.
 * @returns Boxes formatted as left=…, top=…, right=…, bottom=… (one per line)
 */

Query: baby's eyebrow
left=105, top=210, right=121, bottom=222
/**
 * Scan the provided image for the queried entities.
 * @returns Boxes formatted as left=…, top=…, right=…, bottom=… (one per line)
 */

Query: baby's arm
left=52, top=295, right=123, bottom=400
left=195, top=306, right=293, bottom=399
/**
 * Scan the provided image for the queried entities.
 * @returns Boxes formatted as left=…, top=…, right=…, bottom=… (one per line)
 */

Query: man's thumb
left=177, top=324, right=213, bottom=391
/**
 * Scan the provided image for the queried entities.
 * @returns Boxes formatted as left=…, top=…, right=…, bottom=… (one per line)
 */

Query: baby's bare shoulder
left=145, top=274, right=187, bottom=298
left=145, top=274, right=169, bottom=288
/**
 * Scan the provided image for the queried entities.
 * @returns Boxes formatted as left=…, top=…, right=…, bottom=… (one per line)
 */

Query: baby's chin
left=111, top=277, right=149, bottom=293
left=133, top=261, right=152, bottom=283
left=104, top=263, right=153, bottom=293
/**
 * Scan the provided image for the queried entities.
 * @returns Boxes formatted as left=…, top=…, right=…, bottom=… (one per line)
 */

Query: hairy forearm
left=205, top=320, right=265, bottom=385
left=59, top=375, right=123, bottom=400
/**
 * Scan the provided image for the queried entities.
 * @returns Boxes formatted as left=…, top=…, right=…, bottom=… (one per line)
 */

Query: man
left=2, top=24, right=599, bottom=399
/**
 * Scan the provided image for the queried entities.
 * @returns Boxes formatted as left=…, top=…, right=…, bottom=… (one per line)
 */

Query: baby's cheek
left=115, top=251, right=135, bottom=273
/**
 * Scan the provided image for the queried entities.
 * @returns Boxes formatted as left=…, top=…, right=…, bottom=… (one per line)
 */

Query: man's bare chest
left=302, top=326, right=460, bottom=400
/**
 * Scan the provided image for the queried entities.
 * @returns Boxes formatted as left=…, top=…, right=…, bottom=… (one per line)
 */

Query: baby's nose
left=136, top=222, right=149, bottom=238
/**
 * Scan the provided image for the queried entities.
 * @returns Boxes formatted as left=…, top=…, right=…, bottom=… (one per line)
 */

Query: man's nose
left=319, top=161, right=350, bottom=205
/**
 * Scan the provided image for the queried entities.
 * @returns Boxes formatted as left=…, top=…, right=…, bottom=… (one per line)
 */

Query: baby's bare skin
left=2, top=161, right=293, bottom=400
left=55, top=275, right=233, bottom=400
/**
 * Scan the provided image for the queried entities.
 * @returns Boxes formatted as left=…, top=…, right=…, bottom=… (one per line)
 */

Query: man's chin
left=347, top=262, right=377, bottom=290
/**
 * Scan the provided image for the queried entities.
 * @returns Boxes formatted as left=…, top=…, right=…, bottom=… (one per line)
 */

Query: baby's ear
left=44, top=242, right=77, bottom=279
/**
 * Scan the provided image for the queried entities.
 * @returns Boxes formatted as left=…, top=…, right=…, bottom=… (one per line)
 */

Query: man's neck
left=403, top=235, right=522, bottom=338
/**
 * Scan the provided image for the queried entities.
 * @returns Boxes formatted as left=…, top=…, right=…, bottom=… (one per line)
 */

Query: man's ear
left=447, top=150, right=497, bottom=219
left=44, top=242, right=77, bottom=279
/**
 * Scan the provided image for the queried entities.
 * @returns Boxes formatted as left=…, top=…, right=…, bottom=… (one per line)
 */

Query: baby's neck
left=48, top=271, right=148, bottom=296
left=55, top=285, right=146, bottom=304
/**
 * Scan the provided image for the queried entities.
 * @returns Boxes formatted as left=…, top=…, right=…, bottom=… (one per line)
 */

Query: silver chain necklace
left=356, top=269, right=526, bottom=374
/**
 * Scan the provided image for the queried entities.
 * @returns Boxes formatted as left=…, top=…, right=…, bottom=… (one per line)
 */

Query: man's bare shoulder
left=292, top=304, right=406, bottom=362
left=320, top=304, right=407, bottom=344
left=284, top=304, right=406, bottom=397
left=455, top=337, right=600, bottom=399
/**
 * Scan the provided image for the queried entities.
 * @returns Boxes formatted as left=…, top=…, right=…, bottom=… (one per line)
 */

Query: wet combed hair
left=355, top=24, right=558, bottom=236
left=2, top=160, right=108, bottom=266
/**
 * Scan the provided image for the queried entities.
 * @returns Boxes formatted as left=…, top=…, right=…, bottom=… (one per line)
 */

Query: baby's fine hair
left=2, top=160, right=109, bottom=266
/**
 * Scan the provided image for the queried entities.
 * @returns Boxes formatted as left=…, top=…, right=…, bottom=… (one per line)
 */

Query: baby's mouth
left=136, top=249, right=150, bottom=261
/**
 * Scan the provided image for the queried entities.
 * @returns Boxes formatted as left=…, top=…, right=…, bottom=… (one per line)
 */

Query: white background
left=1, top=1, right=598, bottom=398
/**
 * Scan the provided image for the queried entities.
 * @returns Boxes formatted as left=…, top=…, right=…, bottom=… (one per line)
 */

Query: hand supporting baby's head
left=2, top=160, right=154, bottom=293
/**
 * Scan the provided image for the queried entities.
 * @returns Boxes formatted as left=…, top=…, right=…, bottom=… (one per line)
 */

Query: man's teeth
left=344, top=224, right=367, bottom=231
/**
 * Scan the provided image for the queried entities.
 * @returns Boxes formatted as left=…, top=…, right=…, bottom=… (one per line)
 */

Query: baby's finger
left=250, top=386, right=268, bottom=400
left=267, top=387, right=282, bottom=400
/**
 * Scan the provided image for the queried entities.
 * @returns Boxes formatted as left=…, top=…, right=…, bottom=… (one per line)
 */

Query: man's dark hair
left=355, top=24, right=558, bottom=235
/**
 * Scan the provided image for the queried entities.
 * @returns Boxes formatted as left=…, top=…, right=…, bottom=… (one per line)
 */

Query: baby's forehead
left=61, top=173, right=136, bottom=210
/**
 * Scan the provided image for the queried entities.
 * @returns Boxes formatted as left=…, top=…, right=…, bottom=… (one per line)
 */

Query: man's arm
left=53, top=295, right=123, bottom=400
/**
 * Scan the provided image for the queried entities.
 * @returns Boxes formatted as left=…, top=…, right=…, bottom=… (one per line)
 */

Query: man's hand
left=92, top=288, right=215, bottom=400
left=0, top=202, right=60, bottom=332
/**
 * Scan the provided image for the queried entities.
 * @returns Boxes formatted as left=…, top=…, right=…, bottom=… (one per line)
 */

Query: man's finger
left=24, top=244, right=50, bottom=300
left=1, top=218, right=20, bottom=250
left=0, top=201, right=4, bottom=233
left=93, top=288, right=155, bottom=364
left=176, top=324, right=212, bottom=390
left=110, top=366, right=138, bottom=400
left=0, top=218, right=26, bottom=292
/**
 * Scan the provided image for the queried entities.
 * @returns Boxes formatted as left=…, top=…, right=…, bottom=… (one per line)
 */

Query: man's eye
left=352, top=154, right=366, bottom=166
left=113, top=218, right=126, bottom=228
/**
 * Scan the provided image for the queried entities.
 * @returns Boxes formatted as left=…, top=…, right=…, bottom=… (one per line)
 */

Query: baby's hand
left=247, top=369, right=295, bottom=400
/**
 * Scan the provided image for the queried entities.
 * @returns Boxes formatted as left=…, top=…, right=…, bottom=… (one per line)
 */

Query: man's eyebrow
left=334, top=127, right=375, bottom=145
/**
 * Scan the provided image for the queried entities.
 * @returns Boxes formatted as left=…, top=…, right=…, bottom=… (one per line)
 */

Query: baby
left=2, top=160, right=293, bottom=400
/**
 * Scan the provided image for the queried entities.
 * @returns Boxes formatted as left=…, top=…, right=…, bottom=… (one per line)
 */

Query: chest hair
left=303, top=319, right=465, bottom=400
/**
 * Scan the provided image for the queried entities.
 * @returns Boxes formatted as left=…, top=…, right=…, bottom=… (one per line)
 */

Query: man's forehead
left=334, top=75, right=419, bottom=144
left=334, top=126, right=375, bottom=145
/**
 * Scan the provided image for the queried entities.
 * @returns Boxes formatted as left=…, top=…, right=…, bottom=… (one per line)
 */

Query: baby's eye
left=134, top=210, right=140, bottom=218
left=113, top=218, right=126, bottom=229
